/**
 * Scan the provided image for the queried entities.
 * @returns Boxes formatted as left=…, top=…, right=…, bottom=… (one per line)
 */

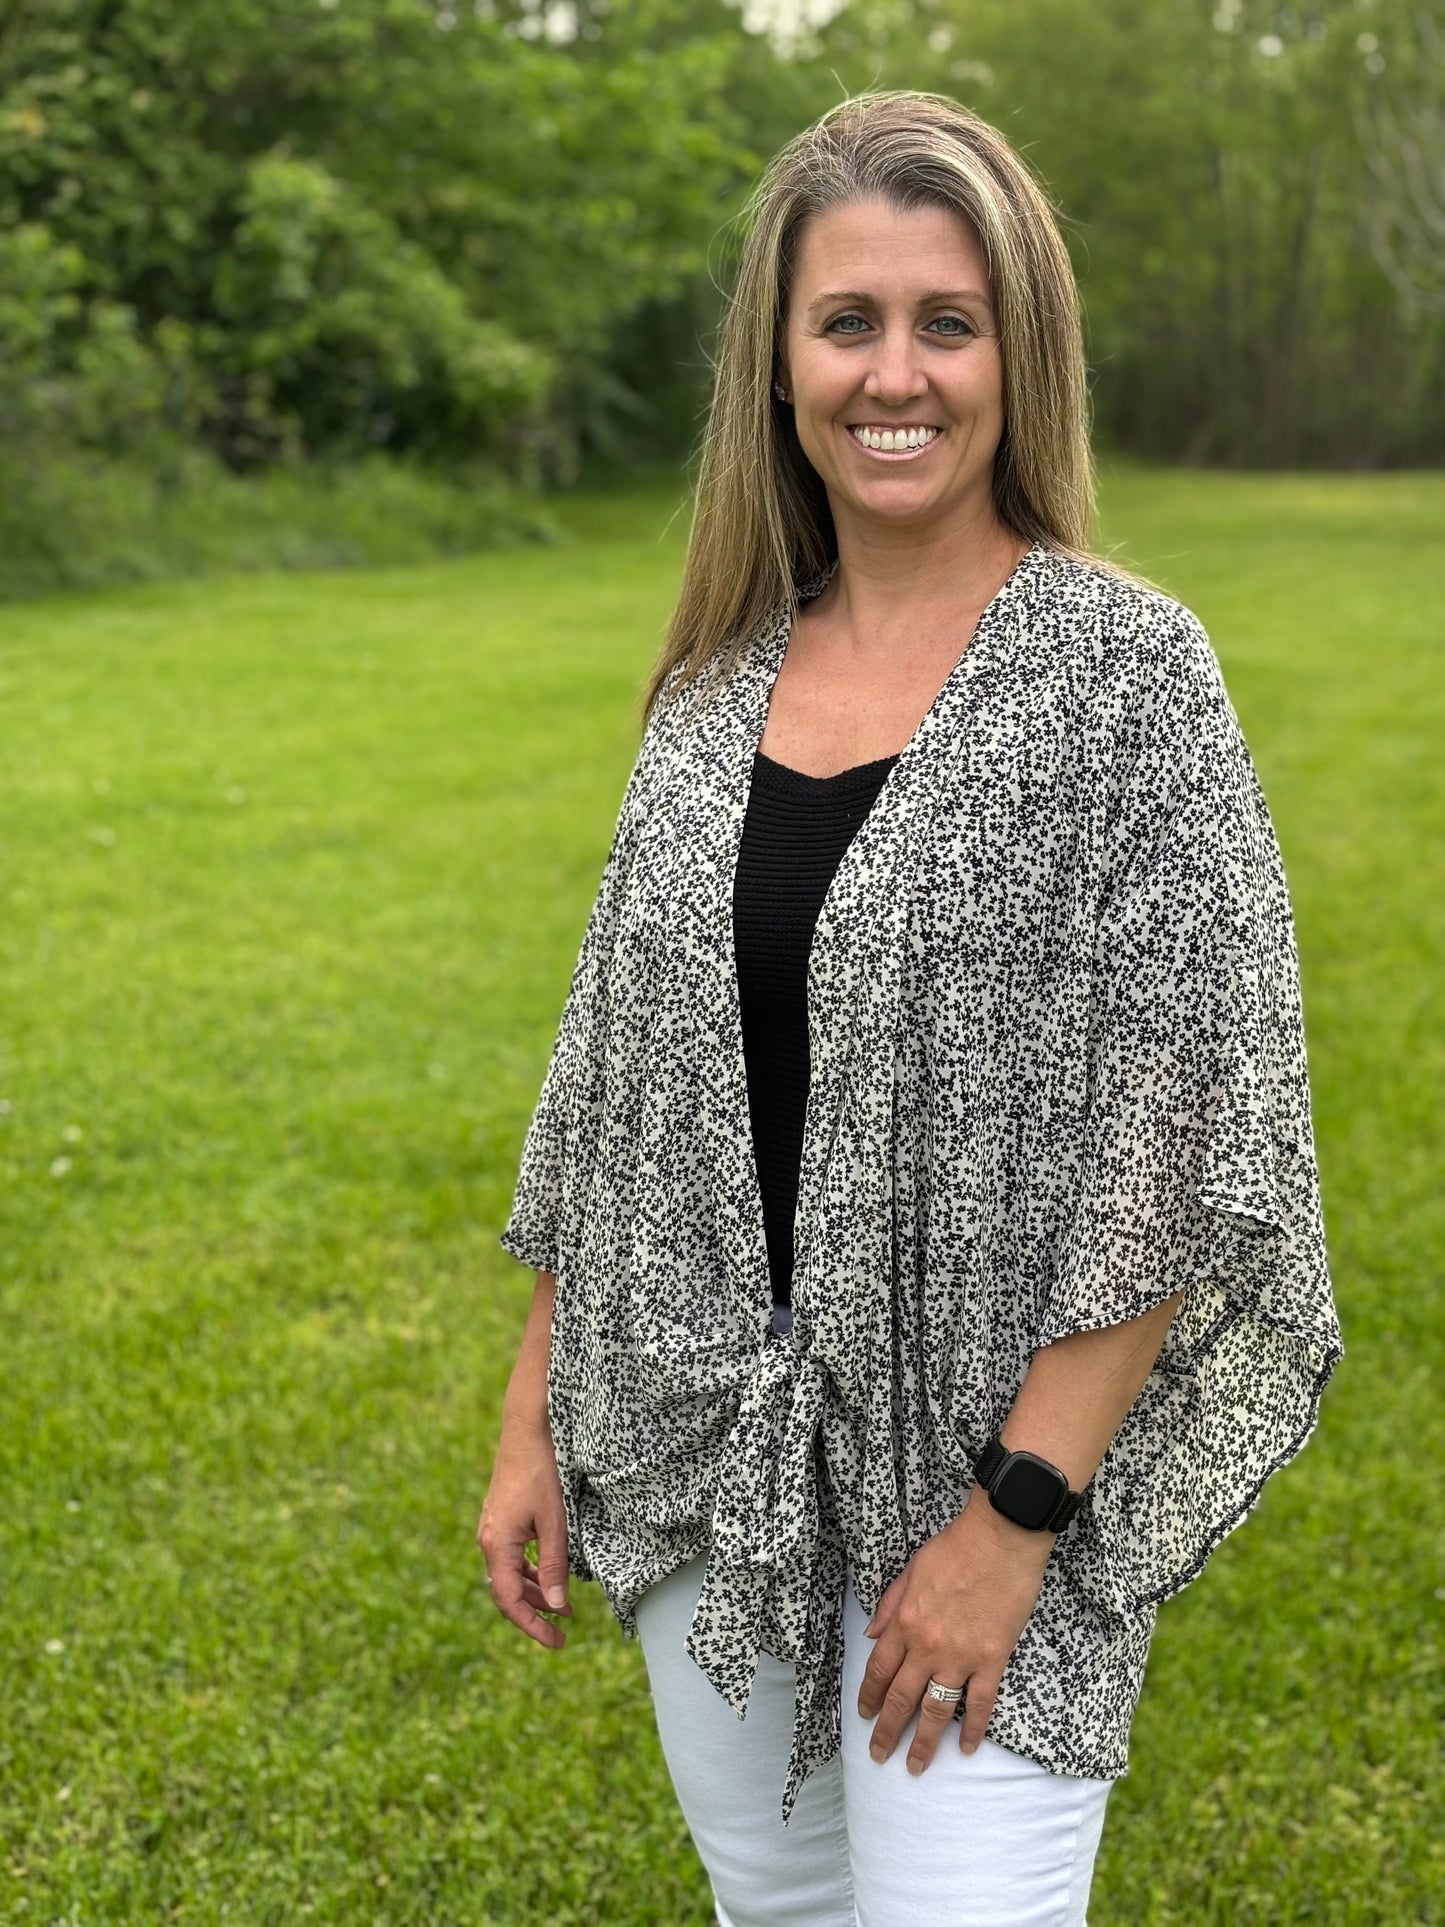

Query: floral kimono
left=499, top=541, right=1343, bottom=1823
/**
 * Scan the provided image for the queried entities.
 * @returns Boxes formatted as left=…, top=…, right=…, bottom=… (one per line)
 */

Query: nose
left=862, top=325, right=928, bottom=408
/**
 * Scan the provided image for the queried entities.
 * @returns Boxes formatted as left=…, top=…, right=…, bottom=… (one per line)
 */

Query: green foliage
left=0, top=444, right=555, bottom=600
left=0, top=221, right=201, bottom=457
left=0, top=221, right=83, bottom=365
left=0, top=470, right=1440, bottom=1921
left=0, top=0, right=761, bottom=477
left=807, top=0, right=1445, bottom=466
left=215, top=152, right=550, bottom=460
left=0, top=1, right=1440, bottom=591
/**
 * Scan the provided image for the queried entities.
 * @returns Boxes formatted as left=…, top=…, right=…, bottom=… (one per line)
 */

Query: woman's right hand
left=477, top=1415, right=573, bottom=1649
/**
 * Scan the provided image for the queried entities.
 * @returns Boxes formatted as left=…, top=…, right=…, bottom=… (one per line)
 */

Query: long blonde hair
left=646, top=90, right=1112, bottom=720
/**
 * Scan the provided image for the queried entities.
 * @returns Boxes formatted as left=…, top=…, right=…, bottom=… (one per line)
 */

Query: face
left=778, top=196, right=1006, bottom=537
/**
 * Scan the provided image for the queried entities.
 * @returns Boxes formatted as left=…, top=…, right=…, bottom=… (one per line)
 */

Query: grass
left=1, top=461, right=1441, bottom=1923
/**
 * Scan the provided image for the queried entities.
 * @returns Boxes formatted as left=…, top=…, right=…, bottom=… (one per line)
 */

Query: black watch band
left=974, top=1436, right=1084, bottom=1534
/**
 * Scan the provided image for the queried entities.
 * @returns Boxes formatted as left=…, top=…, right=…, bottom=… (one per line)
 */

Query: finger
left=866, top=1659, right=936, bottom=1764
left=959, top=1675, right=999, bottom=1756
left=856, top=1619, right=909, bottom=1719
left=521, top=1557, right=573, bottom=1607
left=864, top=1569, right=908, bottom=1640
left=490, top=1577, right=566, bottom=1647
left=482, top=1538, right=566, bottom=1649
left=906, top=1678, right=966, bottom=1777
left=518, top=1566, right=574, bottom=1616
left=534, top=1509, right=571, bottom=1615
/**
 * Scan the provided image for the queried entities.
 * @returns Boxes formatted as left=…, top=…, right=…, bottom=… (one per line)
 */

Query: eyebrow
left=805, top=287, right=994, bottom=314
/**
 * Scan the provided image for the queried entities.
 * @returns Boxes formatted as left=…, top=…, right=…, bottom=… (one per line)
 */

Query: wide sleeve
left=1038, top=611, right=1344, bottom=1616
left=497, top=704, right=662, bottom=1276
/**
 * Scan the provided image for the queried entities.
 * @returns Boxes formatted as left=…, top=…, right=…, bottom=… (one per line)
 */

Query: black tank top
left=732, top=747, right=900, bottom=1306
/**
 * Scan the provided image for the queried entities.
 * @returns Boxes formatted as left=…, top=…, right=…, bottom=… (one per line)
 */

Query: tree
left=0, top=0, right=760, bottom=472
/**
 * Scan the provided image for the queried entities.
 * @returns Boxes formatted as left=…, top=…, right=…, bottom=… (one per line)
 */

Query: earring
left=774, top=382, right=789, bottom=403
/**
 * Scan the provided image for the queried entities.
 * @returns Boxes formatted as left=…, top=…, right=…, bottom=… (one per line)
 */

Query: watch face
left=994, top=1454, right=1065, bottom=1529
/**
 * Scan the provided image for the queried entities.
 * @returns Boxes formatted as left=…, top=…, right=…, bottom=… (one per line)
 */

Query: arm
left=856, top=1289, right=1185, bottom=1774
left=500, top=1267, right=556, bottom=1437
left=997, top=1289, right=1186, bottom=1489
left=476, top=1270, right=573, bottom=1647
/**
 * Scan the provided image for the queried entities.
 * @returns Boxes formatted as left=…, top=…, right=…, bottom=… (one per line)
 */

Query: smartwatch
left=973, top=1437, right=1085, bottom=1534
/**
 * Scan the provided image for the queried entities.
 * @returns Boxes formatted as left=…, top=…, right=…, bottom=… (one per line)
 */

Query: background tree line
left=1, top=0, right=1440, bottom=585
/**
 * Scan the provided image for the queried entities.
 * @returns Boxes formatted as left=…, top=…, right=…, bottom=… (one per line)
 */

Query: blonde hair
left=646, top=89, right=1115, bottom=719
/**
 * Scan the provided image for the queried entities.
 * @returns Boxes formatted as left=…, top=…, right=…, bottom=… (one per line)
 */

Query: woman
left=479, top=91, right=1343, bottom=1926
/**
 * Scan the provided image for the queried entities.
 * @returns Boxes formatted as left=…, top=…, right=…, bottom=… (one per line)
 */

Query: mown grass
left=1, top=463, right=1440, bottom=1923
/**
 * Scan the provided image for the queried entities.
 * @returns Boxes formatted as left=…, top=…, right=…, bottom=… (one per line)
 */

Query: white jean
left=634, top=1552, right=1114, bottom=1927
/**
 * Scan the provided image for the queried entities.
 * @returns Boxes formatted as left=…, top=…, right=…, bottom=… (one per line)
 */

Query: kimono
left=499, top=540, right=1343, bottom=1824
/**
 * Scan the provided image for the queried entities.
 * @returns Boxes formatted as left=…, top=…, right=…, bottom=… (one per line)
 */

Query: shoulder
left=644, top=592, right=789, bottom=746
left=1031, top=547, right=1230, bottom=741
left=1025, top=552, right=1263, bottom=852
left=1034, top=547, right=1213, bottom=678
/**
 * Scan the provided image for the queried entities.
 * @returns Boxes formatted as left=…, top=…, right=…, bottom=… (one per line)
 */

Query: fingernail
left=864, top=1619, right=878, bottom=1637
left=869, top=1743, right=886, bottom=1763
left=545, top=1585, right=567, bottom=1611
left=907, top=1760, right=922, bottom=1776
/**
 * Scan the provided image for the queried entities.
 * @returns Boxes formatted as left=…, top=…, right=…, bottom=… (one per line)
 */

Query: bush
left=0, top=444, right=556, bottom=602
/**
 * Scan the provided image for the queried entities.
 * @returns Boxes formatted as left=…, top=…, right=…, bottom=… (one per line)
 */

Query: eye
left=822, top=310, right=978, bottom=339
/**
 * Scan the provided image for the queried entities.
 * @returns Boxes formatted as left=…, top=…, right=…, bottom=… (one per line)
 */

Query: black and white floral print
left=499, top=542, right=1343, bottom=1824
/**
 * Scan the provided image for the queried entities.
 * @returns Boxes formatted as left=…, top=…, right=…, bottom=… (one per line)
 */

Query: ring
left=925, top=1678, right=965, bottom=1705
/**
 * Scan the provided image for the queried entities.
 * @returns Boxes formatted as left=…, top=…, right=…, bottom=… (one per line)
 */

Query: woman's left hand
left=856, top=1488, right=1055, bottom=1774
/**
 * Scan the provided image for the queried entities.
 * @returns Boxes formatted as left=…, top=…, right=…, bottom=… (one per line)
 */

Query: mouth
left=847, top=424, right=942, bottom=458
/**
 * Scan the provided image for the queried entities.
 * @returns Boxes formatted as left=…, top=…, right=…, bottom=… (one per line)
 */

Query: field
left=1, top=464, right=1441, bottom=1923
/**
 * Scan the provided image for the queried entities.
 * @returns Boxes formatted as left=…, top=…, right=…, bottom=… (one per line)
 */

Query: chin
left=846, top=482, right=951, bottom=524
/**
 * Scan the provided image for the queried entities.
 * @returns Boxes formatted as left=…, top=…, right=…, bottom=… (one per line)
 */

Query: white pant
left=634, top=1553, right=1113, bottom=1927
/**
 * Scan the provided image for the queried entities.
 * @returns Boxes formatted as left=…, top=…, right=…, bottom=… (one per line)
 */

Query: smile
left=848, top=424, right=941, bottom=456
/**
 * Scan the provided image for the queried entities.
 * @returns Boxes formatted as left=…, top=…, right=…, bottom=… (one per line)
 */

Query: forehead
left=789, top=197, right=990, bottom=306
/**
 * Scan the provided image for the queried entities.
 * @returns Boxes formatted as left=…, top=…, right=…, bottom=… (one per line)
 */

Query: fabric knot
left=683, top=1331, right=844, bottom=1822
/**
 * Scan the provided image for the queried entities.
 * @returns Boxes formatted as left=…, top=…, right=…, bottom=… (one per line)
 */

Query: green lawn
left=1, top=463, right=1441, bottom=1924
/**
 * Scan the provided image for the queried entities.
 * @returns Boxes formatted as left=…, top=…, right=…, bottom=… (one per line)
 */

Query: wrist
left=500, top=1394, right=553, bottom=1445
left=954, top=1489, right=1055, bottom=1565
left=972, top=1435, right=1086, bottom=1537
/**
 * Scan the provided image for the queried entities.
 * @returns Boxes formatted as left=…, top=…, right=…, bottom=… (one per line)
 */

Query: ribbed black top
left=733, top=747, right=900, bottom=1306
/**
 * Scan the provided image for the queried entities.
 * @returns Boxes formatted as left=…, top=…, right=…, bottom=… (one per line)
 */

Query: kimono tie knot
left=683, top=1332, right=831, bottom=1717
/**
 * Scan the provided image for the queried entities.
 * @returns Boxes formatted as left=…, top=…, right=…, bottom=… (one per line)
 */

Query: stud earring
left=774, top=382, right=789, bottom=403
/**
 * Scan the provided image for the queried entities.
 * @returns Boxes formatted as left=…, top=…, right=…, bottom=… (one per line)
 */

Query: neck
left=819, top=493, right=1029, bottom=656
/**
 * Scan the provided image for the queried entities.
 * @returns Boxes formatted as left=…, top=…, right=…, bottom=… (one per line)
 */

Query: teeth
left=851, top=426, right=936, bottom=452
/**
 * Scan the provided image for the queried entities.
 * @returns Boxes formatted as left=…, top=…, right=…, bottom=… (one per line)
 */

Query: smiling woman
left=480, top=90, right=1342, bottom=1927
